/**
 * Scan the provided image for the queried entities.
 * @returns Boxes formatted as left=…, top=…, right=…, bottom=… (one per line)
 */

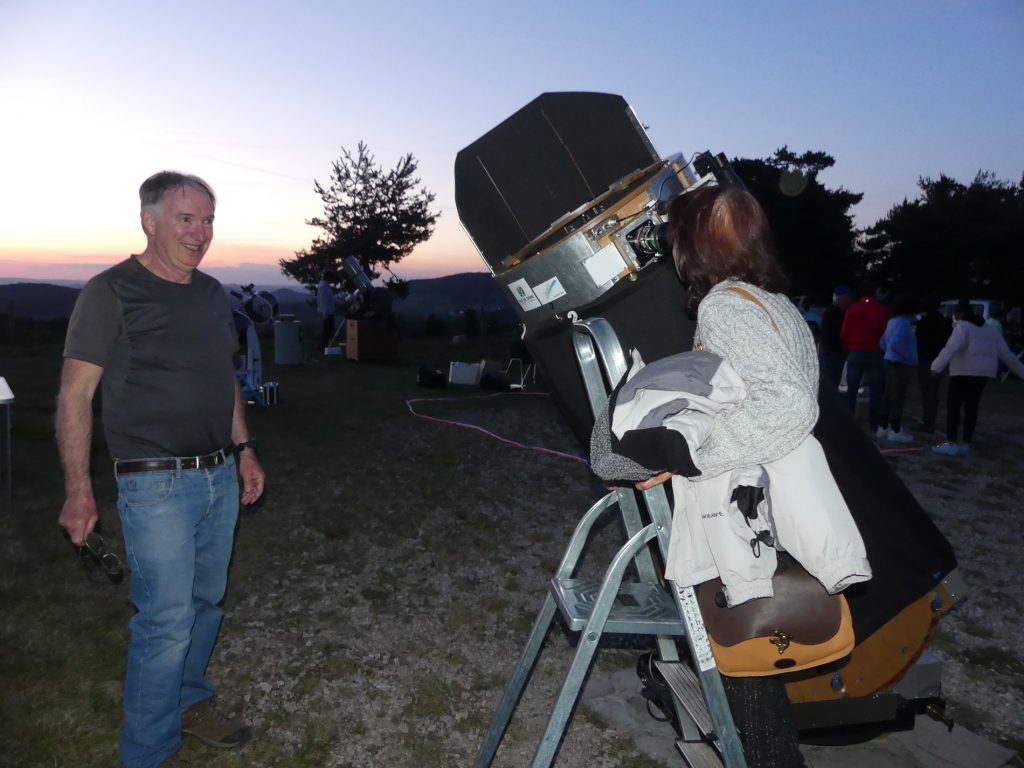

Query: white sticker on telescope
left=584, top=242, right=627, bottom=287
left=508, top=278, right=542, bottom=311
left=533, top=276, right=567, bottom=305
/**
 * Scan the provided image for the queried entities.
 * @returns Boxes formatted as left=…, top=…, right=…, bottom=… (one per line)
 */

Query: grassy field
left=0, top=328, right=645, bottom=767
left=1, top=326, right=1021, bottom=766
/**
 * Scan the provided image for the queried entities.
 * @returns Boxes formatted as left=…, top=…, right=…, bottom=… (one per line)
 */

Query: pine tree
left=280, top=142, right=438, bottom=294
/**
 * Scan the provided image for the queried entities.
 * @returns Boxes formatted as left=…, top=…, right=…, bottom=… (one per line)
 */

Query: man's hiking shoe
left=181, top=699, right=252, bottom=749
left=931, top=442, right=961, bottom=456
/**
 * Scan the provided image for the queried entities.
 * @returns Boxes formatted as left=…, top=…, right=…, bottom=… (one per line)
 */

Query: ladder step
left=655, top=660, right=714, bottom=737
left=676, top=738, right=724, bottom=768
left=550, top=578, right=686, bottom=635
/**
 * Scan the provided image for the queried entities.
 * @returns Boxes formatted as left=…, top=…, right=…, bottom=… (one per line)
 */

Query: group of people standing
left=818, top=288, right=1023, bottom=455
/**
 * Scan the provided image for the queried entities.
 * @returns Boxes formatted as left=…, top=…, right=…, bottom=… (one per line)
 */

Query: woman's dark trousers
left=917, top=362, right=943, bottom=432
left=946, top=375, right=988, bottom=443
left=722, top=676, right=806, bottom=767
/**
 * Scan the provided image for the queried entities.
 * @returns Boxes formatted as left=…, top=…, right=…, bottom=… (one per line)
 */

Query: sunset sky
left=1, top=1, right=1021, bottom=287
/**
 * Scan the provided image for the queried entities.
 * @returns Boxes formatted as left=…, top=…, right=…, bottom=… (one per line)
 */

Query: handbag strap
left=695, top=285, right=779, bottom=351
left=726, top=286, right=779, bottom=332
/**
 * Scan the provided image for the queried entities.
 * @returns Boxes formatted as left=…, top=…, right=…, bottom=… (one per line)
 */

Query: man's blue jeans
left=844, top=350, right=885, bottom=429
left=116, top=457, right=239, bottom=768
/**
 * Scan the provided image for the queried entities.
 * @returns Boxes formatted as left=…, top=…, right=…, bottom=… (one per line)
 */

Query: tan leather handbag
left=696, top=559, right=854, bottom=677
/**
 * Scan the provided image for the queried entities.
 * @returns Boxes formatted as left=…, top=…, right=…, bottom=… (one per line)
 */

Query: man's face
left=142, top=184, right=214, bottom=279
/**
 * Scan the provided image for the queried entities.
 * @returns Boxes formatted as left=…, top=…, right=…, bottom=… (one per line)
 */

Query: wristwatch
left=235, top=438, right=258, bottom=455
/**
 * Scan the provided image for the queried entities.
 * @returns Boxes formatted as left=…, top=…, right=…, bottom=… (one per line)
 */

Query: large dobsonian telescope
left=455, top=92, right=961, bottom=744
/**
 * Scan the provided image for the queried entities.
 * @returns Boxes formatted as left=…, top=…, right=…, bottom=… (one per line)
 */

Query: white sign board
left=532, top=276, right=567, bottom=305
left=507, top=279, right=541, bottom=312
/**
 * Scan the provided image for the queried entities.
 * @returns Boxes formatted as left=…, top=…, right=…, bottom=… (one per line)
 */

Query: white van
left=939, top=299, right=1004, bottom=321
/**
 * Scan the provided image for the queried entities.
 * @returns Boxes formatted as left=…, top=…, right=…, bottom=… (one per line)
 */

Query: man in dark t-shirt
left=56, top=172, right=265, bottom=768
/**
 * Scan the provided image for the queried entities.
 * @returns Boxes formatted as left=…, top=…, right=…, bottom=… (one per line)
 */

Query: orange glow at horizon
left=0, top=216, right=484, bottom=282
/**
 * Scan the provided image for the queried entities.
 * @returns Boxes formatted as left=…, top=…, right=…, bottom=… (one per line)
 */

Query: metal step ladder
left=472, top=318, right=747, bottom=768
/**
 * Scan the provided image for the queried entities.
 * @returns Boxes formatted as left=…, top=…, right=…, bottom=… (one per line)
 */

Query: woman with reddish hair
left=639, top=183, right=820, bottom=767
left=658, top=184, right=820, bottom=480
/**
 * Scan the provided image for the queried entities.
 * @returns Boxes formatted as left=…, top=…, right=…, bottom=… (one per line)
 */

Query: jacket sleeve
left=896, top=320, right=919, bottom=364
left=930, top=322, right=967, bottom=373
left=694, top=292, right=818, bottom=480
left=996, top=335, right=1024, bottom=379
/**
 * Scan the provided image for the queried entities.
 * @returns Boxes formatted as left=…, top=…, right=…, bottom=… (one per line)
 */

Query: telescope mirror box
left=448, top=360, right=485, bottom=386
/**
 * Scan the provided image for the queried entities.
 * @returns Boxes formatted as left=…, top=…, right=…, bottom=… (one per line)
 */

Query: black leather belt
left=115, top=446, right=233, bottom=476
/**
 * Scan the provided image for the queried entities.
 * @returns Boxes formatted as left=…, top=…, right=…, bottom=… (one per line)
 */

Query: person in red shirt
left=840, top=288, right=890, bottom=432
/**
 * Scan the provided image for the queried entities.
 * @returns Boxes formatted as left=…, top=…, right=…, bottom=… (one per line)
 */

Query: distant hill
left=0, top=272, right=512, bottom=324
left=267, top=272, right=512, bottom=328
left=394, top=272, right=509, bottom=318
left=0, top=283, right=82, bottom=322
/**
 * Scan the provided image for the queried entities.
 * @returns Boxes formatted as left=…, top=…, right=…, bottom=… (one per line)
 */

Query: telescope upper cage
left=454, top=92, right=733, bottom=325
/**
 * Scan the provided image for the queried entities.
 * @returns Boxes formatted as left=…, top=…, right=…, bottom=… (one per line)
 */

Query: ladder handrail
left=555, top=489, right=624, bottom=579
left=571, top=318, right=630, bottom=406
left=571, top=318, right=661, bottom=585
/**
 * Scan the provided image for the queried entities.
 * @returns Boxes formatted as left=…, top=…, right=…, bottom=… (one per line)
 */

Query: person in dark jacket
left=819, top=285, right=856, bottom=388
left=914, top=296, right=952, bottom=434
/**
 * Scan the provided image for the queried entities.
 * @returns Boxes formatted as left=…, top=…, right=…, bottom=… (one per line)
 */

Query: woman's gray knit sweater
left=692, top=279, right=819, bottom=479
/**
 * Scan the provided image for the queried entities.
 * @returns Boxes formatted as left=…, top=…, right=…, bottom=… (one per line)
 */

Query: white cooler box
left=449, top=361, right=485, bottom=386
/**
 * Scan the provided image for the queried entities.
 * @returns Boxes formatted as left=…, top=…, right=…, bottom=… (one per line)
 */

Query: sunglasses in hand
left=65, top=531, right=125, bottom=585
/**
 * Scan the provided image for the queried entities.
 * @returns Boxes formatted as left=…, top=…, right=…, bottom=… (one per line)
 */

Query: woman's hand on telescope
left=635, top=471, right=673, bottom=491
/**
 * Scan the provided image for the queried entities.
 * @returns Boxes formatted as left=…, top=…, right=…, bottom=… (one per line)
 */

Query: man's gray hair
left=139, top=171, right=216, bottom=212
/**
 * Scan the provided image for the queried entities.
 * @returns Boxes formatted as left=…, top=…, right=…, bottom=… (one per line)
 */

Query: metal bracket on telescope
left=472, top=318, right=746, bottom=768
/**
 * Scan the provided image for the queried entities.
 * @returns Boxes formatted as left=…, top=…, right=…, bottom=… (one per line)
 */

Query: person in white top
left=930, top=299, right=1024, bottom=455
left=316, top=274, right=336, bottom=350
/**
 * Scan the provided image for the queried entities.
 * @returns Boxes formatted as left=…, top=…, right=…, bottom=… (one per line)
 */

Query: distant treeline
left=0, top=314, right=69, bottom=346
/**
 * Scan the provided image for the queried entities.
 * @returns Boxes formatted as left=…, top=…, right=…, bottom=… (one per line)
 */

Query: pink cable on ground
left=409, top=391, right=926, bottom=462
left=405, top=391, right=589, bottom=466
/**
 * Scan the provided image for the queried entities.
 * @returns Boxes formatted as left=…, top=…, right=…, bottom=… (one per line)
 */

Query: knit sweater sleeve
left=694, top=289, right=819, bottom=479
